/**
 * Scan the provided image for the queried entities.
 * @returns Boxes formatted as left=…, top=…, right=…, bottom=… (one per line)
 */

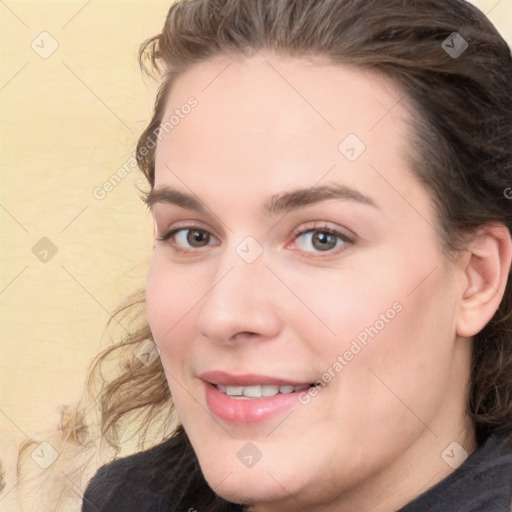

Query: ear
left=456, top=223, right=512, bottom=338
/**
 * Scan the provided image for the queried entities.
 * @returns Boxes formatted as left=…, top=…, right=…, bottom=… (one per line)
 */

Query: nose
left=196, top=248, right=282, bottom=345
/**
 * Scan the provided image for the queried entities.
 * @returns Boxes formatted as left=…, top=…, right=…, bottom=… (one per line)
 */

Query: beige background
left=0, top=0, right=511, bottom=508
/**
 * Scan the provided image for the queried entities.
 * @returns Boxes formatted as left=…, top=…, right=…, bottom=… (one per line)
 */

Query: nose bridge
left=196, top=239, right=281, bottom=342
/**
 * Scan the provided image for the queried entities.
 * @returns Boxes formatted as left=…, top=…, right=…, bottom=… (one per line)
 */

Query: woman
left=81, top=0, right=512, bottom=510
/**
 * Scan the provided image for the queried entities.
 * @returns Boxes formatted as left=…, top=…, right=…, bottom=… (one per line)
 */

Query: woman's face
left=146, top=54, right=472, bottom=511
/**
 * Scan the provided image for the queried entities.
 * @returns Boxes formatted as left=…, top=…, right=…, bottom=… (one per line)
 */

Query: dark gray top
left=82, top=433, right=512, bottom=512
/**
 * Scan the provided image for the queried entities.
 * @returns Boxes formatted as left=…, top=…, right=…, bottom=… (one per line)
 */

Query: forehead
left=153, top=53, right=424, bottom=218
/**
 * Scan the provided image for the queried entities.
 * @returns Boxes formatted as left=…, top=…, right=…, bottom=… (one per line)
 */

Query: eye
left=291, top=223, right=354, bottom=255
left=156, top=225, right=218, bottom=252
left=156, top=222, right=354, bottom=256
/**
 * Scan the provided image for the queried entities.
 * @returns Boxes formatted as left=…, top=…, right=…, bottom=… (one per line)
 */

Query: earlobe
left=456, top=223, right=512, bottom=338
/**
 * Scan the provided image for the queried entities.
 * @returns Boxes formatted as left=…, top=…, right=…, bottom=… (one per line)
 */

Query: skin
left=145, top=53, right=511, bottom=511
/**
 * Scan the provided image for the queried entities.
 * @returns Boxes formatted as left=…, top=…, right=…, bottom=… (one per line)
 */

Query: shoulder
left=451, top=434, right=512, bottom=505
left=399, top=434, right=512, bottom=512
left=81, top=436, right=178, bottom=512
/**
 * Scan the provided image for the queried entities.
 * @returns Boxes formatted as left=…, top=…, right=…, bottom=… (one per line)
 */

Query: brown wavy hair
left=13, top=1, right=512, bottom=511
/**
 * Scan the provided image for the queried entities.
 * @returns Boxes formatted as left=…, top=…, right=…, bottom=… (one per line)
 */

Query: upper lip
left=199, top=371, right=314, bottom=387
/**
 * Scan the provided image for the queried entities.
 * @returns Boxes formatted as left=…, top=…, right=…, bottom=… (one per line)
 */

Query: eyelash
left=156, top=222, right=354, bottom=257
left=291, top=224, right=354, bottom=257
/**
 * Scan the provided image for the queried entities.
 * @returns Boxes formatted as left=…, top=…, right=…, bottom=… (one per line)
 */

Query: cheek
left=145, top=258, right=170, bottom=340
left=275, top=259, right=403, bottom=361
left=289, top=243, right=457, bottom=415
left=145, top=256, right=193, bottom=359
left=145, top=259, right=196, bottom=412
left=322, top=263, right=457, bottom=446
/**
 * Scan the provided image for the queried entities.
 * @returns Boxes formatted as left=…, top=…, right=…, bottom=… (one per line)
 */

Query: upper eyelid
left=292, top=222, right=355, bottom=239
left=156, top=220, right=214, bottom=238
left=155, top=221, right=351, bottom=237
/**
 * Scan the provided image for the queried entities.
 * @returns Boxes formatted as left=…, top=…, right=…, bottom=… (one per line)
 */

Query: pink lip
left=199, top=370, right=313, bottom=387
left=203, top=380, right=308, bottom=424
left=199, top=371, right=316, bottom=424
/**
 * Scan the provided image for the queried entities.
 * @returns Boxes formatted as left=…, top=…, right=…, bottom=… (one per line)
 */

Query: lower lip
left=203, top=381, right=308, bottom=425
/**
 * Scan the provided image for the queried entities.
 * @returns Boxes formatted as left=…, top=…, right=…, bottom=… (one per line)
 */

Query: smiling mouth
left=202, top=374, right=321, bottom=424
left=215, top=383, right=316, bottom=399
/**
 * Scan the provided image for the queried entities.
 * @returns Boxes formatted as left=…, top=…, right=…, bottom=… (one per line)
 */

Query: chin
left=200, top=461, right=298, bottom=506
left=208, top=483, right=288, bottom=509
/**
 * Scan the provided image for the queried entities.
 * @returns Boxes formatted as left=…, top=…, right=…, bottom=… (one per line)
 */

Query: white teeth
left=243, top=385, right=262, bottom=397
left=218, top=383, right=310, bottom=398
left=226, top=386, right=244, bottom=396
left=261, top=385, right=279, bottom=396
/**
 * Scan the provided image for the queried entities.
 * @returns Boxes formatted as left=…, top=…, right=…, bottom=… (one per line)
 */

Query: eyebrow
left=143, top=183, right=379, bottom=215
